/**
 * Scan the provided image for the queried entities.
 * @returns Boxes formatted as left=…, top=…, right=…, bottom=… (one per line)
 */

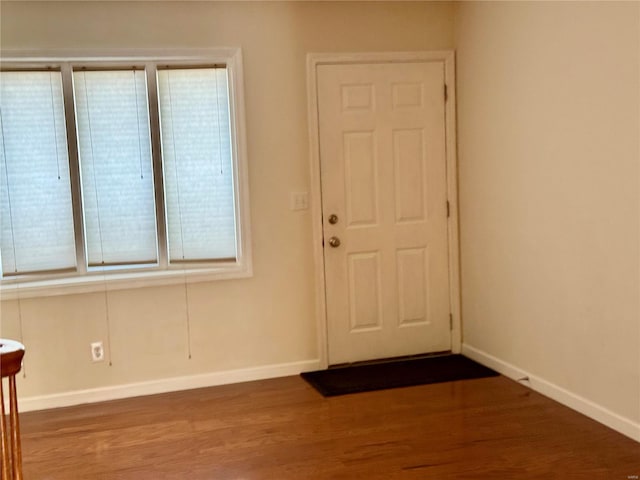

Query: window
left=157, top=67, right=236, bottom=263
left=0, top=50, right=251, bottom=297
left=74, top=69, right=158, bottom=267
left=0, top=70, right=76, bottom=275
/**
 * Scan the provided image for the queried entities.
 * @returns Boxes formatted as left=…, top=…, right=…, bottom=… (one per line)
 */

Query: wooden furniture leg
left=1, top=379, right=11, bottom=480
left=8, top=376, right=21, bottom=480
left=0, top=340, right=25, bottom=480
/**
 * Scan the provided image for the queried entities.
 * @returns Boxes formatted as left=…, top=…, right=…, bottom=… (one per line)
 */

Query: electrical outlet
left=91, top=341, right=104, bottom=362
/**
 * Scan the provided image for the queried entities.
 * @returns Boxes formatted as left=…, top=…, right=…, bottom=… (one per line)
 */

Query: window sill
left=0, top=262, right=253, bottom=300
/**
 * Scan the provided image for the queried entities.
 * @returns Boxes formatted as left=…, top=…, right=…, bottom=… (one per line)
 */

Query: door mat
left=301, top=354, right=499, bottom=397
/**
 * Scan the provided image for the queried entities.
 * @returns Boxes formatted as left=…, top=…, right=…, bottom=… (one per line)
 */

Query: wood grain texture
left=1, top=378, right=11, bottom=480
left=19, top=375, right=640, bottom=479
left=1, top=339, right=25, bottom=480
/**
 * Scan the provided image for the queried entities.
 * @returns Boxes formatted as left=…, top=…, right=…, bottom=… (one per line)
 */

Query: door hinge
left=449, top=313, right=453, bottom=330
left=444, top=84, right=448, bottom=102
left=446, top=200, right=450, bottom=218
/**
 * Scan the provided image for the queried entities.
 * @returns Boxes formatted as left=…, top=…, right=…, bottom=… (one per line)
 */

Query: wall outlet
left=91, top=341, right=105, bottom=362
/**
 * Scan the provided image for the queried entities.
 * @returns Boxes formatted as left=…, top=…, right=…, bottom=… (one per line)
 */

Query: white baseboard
left=18, top=359, right=322, bottom=413
left=462, top=344, right=640, bottom=443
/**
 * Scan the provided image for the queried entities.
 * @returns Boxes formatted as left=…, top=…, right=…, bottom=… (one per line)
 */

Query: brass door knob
left=328, top=236, right=341, bottom=248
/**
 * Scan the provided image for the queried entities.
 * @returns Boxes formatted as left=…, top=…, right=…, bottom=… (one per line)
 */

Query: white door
left=318, top=61, right=451, bottom=365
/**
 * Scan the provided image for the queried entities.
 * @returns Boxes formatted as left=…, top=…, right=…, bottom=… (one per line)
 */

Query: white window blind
left=157, top=67, right=236, bottom=262
left=0, top=71, right=76, bottom=275
left=73, top=69, right=157, bottom=266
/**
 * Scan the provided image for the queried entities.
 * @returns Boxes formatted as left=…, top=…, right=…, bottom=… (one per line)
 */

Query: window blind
left=157, top=67, right=237, bottom=262
left=73, top=69, right=158, bottom=267
left=0, top=71, right=76, bottom=275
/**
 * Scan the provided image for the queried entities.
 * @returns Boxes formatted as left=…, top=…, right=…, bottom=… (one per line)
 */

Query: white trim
left=306, top=54, right=329, bottom=369
left=0, top=48, right=241, bottom=64
left=306, top=51, right=456, bottom=66
left=306, top=51, right=462, bottom=367
left=462, top=343, right=640, bottom=443
left=0, top=264, right=252, bottom=300
left=442, top=51, right=462, bottom=354
left=227, top=48, right=254, bottom=285
left=17, top=359, right=321, bottom=413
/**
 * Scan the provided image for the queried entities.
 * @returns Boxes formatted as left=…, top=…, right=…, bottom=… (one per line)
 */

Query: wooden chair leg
left=1, top=378, right=11, bottom=480
left=8, top=377, right=21, bottom=480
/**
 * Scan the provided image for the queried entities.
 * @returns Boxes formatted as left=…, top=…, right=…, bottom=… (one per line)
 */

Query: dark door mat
left=301, top=354, right=499, bottom=397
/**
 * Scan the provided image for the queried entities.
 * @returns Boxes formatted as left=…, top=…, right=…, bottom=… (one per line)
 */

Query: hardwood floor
left=19, top=375, right=639, bottom=479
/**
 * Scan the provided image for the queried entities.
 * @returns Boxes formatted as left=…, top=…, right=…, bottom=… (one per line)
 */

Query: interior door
left=318, top=61, right=451, bottom=365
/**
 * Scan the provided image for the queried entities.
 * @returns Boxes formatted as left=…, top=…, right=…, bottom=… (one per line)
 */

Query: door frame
left=306, top=51, right=461, bottom=368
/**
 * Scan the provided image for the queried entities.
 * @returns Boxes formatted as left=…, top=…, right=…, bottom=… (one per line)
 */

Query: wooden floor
left=19, top=375, right=639, bottom=479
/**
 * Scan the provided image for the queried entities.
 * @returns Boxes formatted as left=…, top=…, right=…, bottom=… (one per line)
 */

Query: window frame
left=0, top=48, right=252, bottom=299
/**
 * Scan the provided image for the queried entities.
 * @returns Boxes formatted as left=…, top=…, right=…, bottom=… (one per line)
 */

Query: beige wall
left=456, top=1, right=639, bottom=423
left=0, top=1, right=455, bottom=398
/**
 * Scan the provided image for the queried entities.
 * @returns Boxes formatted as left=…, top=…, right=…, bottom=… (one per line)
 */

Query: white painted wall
left=456, top=0, right=639, bottom=433
left=0, top=1, right=455, bottom=402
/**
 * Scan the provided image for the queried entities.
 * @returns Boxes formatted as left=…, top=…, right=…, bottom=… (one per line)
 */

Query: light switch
left=290, top=192, right=309, bottom=211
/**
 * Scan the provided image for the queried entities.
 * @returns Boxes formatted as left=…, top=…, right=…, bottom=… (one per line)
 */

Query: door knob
left=328, top=236, right=341, bottom=248
left=328, top=214, right=339, bottom=225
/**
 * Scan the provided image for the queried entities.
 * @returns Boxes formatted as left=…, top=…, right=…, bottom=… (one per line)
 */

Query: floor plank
left=19, top=375, right=640, bottom=479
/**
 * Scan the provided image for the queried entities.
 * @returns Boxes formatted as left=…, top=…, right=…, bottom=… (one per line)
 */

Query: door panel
left=318, top=61, right=451, bottom=365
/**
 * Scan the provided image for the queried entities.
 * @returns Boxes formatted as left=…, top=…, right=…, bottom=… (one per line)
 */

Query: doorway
left=307, top=52, right=461, bottom=366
